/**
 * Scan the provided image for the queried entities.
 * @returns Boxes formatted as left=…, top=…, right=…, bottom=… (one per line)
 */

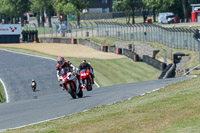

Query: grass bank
left=0, top=82, right=5, bottom=103
left=90, top=37, right=199, bottom=69
left=0, top=47, right=160, bottom=87
left=5, top=74, right=200, bottom=133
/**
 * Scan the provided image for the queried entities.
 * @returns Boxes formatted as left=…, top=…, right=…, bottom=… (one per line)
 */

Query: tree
left=113, top=0, right=141, bottom=24
left=113, top=1, right=130, bottom=23
left=123, top=0, right=141, bottom=24
left=30, top=0, right=54, bottom=27
left=67, top=0, right=92, bottom=26
left=0, top=0, right=30, bottom=25
left=140, top=1, right=149, bottom=23
left=0, top=0, right=12, bottom=23
left=142, top=0, right=175, bottom=22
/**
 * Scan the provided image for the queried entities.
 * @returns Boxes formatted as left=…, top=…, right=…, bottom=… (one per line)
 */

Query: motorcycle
left=31, top=80, right=36, bottom=92
left=31, top=82, right=36, bottom=92
left=59, top=68, right=83, bottom=99
left=80, top=69, right=93, bottom=91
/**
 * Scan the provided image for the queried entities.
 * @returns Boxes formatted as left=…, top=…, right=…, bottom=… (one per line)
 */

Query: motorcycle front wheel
left=67, top=83, right=76, bottom=99
left=77, top=88, right=83, bottom=98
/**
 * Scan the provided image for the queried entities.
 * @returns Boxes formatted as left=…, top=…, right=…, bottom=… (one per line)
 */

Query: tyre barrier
left=22, top=30, right=39, bottom=43
left=71, top=38, right=77, bottom=44
left=109, top=46, right=116, bottom=53
left=101, top=46, right=108, bottom=52
left=123, top=49, right=140, bottom=62
left=116, top=48, right=122, bottom=54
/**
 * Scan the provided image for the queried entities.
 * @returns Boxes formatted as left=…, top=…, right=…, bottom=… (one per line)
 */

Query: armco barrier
left=101, top=46, right=108, bottom=52
left=143, top=55, right=167, bottom=71
left=79, top=39, right=101, bottom=51
left=39, top=38, right=72, bottom=44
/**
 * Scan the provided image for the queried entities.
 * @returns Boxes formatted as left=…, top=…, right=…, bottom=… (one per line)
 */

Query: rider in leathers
left=56, top=56, right=83, bottom=88
left=78, top=59, right=94, bottom=84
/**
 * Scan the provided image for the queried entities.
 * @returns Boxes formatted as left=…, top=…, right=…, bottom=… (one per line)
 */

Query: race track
left=0, top=49, right=194, bottom=132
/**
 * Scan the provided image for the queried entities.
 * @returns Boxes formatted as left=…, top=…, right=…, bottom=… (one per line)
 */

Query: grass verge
left=0, top=47, right=160, bottom=87
left=90, top=37, right=199, bottom=69
left=0, top=82, right=5, bottom=103
left=5, top=74, right=200, bottom=133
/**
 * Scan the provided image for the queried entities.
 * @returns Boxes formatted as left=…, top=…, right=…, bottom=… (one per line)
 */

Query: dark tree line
left=113, top=0, right=200, bottom=24
left=0, top=0, right=199, bottom=26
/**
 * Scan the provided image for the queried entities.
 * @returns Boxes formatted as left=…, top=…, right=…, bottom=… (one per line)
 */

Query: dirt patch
left=0, top=43, right=126, bottom=59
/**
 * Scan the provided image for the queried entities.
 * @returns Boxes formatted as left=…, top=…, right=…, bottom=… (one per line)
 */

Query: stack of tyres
left=21, top=30, right=39, bottom=43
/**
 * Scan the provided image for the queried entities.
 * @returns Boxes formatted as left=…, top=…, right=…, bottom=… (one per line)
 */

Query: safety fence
left=23, top=22, right=98, bottom=38
left=23, top=21, right=199, bottom=52
left=95, top=22, right=199, bottom=51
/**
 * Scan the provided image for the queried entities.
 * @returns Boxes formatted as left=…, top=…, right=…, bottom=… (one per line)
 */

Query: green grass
left=0, top=82, right=5, bottom=103
left=4, top=72, right=200, bottom=133
left=0, top=47, right=160, bottom=87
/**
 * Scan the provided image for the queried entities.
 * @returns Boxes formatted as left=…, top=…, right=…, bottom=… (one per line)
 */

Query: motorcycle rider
left=56, top=56, right=83, bottom=88
left=78, top=59, right=95, bottom=84
left=31, top=79, right=37, bottom=92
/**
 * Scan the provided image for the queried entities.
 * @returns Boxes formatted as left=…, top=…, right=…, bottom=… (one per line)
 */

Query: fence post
left=198, top=41, right=200, bottom=64
left=135, top=25, right=138, bottom=41
left=163, top=49, right=167, bottom=64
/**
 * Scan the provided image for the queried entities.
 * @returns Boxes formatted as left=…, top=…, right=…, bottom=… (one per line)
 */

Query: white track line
left=0, top=115, right=65, bottom=132
left=0, top=49, right=56, bottom=61
left=0, top=49, right=100, bottom=88
left=0, top=78, right=9, bottom=103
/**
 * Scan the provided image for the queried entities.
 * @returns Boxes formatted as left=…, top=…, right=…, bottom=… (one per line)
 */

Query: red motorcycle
left=59, top=68, right=83, bottom=99
left=80, top=69, right=93, bottom=91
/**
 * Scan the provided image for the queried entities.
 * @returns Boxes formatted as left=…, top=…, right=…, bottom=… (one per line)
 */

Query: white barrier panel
left=0, top=24, right=21, bottom=35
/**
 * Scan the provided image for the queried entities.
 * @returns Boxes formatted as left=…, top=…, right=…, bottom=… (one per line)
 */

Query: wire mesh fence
left=23, top=21, right=199, bottom=51
left=23, top=22, right=98, bottom=38
left=96, top=22, right=199, bottom=51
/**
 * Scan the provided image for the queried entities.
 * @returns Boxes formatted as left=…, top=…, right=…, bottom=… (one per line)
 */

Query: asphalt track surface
left=0, top=49, right=194, bottom=132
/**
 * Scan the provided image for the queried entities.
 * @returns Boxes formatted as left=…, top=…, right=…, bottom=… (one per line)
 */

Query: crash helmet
left=57, top=56, right=65, bottom=66
left=32, top=79, right=35, bottom=82
left=81, top=59, right=86, bottom=64
left=81, top=59, right=87, bottom=67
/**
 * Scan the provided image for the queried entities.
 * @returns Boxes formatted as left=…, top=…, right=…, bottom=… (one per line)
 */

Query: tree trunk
left=182, top=0, right=187, bottom=21
left=128, top=14, right=130, bottom=24
left=126, top=12, right=130, bottom=24
left=5, top=15, right=8, bottom=24
left=77, top=13, right=80, bottom=27
left=37, top=17, right=40, bottom=27
left=153, top=7, right=156, bottom=22
left=142, top=7, right=149, bottom=23
left=41, top=9, right=45, bottom=27
left=21, top=13, right=24, bottom=26
left=10, top=15, right=14, bottom=24
left=47, top=9, right=52, bottom=27
left=131, top=8, right=135, bottom=24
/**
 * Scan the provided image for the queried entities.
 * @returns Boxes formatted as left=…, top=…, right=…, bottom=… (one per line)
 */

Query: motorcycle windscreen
left=81, top=69, right=87, bottom=73
left=61, top=68, right=68, bottom=77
